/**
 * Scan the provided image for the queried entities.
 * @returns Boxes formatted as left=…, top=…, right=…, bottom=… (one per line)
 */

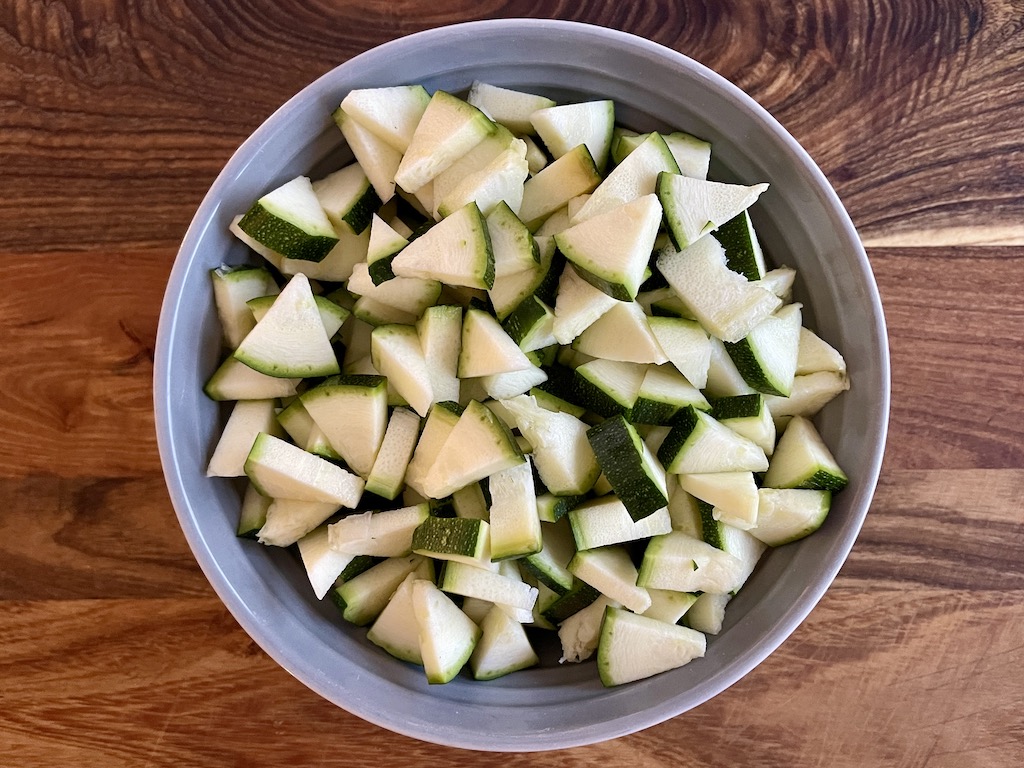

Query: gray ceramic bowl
left=155, top=19, right=889, bottom=751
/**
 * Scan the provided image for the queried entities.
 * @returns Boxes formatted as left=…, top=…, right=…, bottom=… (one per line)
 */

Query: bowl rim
left=154, top=17, right=890, bottom=751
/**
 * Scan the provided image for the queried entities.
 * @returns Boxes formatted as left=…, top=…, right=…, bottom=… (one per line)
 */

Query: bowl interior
left=155, top=19, right=889, bottom=751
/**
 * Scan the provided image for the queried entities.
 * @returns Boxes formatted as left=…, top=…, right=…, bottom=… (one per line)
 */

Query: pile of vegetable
left=203, top=81, right=850, bottom=686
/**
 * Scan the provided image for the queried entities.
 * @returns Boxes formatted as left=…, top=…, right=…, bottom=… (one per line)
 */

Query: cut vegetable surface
left=233, top=274, right=340, bottom=379
left=205, top=80, right=853, bottom=693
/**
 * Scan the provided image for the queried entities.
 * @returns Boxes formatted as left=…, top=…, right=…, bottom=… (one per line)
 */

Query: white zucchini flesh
left=657, top=236, right=782, bottom=343
left=763, top=370, right=851, bottom=430
left=572, top=133, right=679, bottom=224
left=480, top=364, right=549, bottom=401
left=458, top=308, right=534, bottom=378
left=258, top=497, right=341, bottom=548
left=347, top=262, right=441, bottom=316
left=569, top=545, right=651, bottom=614
left=726, top=302, right=803, bottom=397
left=554, top=193, right=663, bottom=302
left=574, top=300, right=668, bottom=364
left=500, top=394, right=600, bottom=496
left=403, top=404, right=461, bottom=496
left=340, top=85, right=431, bottom=153
left=643, top=589, right=699, bottom=625
left=598, top=606, right=706, bottom=686
left=334, top=107, right=401, bottom=203
left=552, top=263, right=619, bottom=345
left=247, top=294, right=349, bottom=339
left=203, top=356, right=299, bottom=401
left=390, top=202, right=494, bottom=290
left=367, top=573, right=424, bottom=664
left=751, top=488, right=832, bottom=546
left=704, top=336, right=757, bottom=398
left=469, top=605, right=540, bottom=680
left=637, top=530, right=745, bottom=593
left=311, top=163, right=379, bottom=234
left=487, top=199, right=539, bottom=278
left=416, top=304, right=463, bottom=404
left=211, top=265, right=279, bottom=348
left=233, top=274, right=340, bottom=379
left=518, top=144, right=602, bottom=227
left=432, top=124, right=517, bottom=219
left=531, top=100, right=615, bottom=173
left=301, top=376, right=389, bottom=478
left=206, top=399, right=279, bottom=478
left=569, top=496, right=672, bottom=550
left=327, top=503, right=430, bottom=557
left=237, top=175, right=339, bottom=260
left=419, top=400, right=524, bottom=500
left=467, top=81, right=555, bottom=135
left=647, top=316, right=712, bottom=390
left=440, top=561, right=539, bottom=612
left=370, top=324, right=434, bottom=417
left=297, top=525, right=361, bottom=600
left=763, top=415, right=848, bottom=491
left=663, top=131, right=712, bottom=180
left=558, top=595, right=619, bottom=664
left=684, top=592, right=731, bottom=635
left=657, top=171, right=768, bottom=249
left=412, top=579, right=482, bottom=684
left=487, top=456, right=542, bottom=560
left=337, top=555, right=433, bottom=627
left=797, top=326, right=848, bottom=375
left=365, top=407, right=422, bottom=500
left=436, top=139, right=529, bottom=218
left=395, top=90, right=496, bottom=194
left=366, top=213, right=409, bottom=283
left=677, top=471, right=760, bottom=531
left=244, top=432, right=365, bottom=507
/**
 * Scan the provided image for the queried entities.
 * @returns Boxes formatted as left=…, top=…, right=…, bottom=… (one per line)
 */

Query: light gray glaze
left=154, top=19, right=889, bottom=752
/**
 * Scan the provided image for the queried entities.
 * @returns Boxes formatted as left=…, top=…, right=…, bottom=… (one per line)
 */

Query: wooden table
left=3, top=2, right=1022, bottom=765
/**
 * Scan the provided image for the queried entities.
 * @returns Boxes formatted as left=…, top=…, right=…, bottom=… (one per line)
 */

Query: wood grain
left=872, top=246, right=1024, bottom=470
left=1, top=473, right=1021, bottom=767
left=2, top=0, right=1023, bottom=765
left=0, top=250, right=166, bottom=478
left=2, top=0, right=1023, bottom=252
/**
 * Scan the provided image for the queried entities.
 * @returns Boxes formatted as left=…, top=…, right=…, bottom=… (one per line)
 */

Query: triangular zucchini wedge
left=333, top=107, right=402, bottom=204
left=311, top=163, right=381, bottom=235
left=487, top=200, right=539, bottom=279
left=657, top=171, right=769, bottom=250
left=366, top=213, right=410, bottom=285
left=597, top=605, right=706, bottom=686
left=530, top=100, right=615, bottom=173
left=574, top=300, right=667, bottom=364
left=340, top=85, right=431, bottom=153
left=458, top=307, right=534, bottom=378
left=420, top=400, right=524, bottom=499
left=467, top=81, right=556, bottom=135
left=236, top=176, right=339, bottom=262
left=300, top=374, right=389, bottom=478
left=394, top=90, right=496, bottom=193
left=554, top=193, right=662, bottom=301
left=571, top=132, right=678, bottom=223
left=390, top=202, right=494, bottom=289
left=657, top=405, right=768, bottom=474
left=371, top=324, right=434, bottom=417
left=656, top=236, right=781, bottom=343
left=724, top=303, right=803, bottom=397
left=233, top=273, right=339, bottom=378
left=647, top=315, right=712, bottom=390
left=436, top=139, right=529, bottom=219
